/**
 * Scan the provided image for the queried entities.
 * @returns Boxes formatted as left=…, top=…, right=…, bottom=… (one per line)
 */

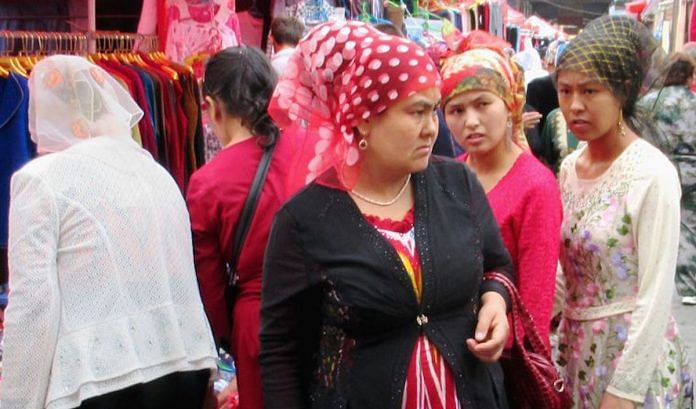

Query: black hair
left=203, top=46, right=279, bottom=148
left=270, top=16, right=305, bottom=47
left=663, top=54, right=694, bottom=87
left=373, top=22, right=404, bottom=38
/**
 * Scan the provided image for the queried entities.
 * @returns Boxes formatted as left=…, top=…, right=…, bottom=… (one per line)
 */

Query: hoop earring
left=358, top=139, right=368, bottom=150
left=506, top=118, right=513, bottom=128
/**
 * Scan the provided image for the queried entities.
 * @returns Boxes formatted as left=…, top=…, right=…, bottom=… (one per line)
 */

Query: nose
left=422, top=110, right=438, bottom=138
left=569, top=92, right=584, bottom=112
left=464, top=109, right=480, bottom=129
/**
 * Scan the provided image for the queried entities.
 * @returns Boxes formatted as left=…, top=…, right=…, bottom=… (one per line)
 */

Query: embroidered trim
left=563, top=299, right=635, bottom=321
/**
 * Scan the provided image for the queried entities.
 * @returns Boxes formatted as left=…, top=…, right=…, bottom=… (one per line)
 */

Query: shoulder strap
left=227, top=142, right=277, bottom=286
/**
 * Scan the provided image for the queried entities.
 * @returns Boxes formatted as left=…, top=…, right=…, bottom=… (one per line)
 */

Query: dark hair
left=374, top=22, right=404, bottom=38
left=663, top=54, right=694, bottom=87
left=203, top=46, right=279, bottom=148
left=270, top=16, right=305, bottom=47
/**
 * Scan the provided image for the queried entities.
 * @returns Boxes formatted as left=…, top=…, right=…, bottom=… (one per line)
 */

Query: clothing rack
left=0, top=29, right=205, bottom=193
left=0, top=30, right=159, bottom=56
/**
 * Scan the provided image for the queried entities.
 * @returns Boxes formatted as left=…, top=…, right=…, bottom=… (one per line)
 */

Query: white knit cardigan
left=2, top=136, right=217, bottom=409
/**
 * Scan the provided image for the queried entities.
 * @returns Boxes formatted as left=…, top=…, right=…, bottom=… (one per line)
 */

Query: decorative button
left=416, top=314, right=428, bottom=326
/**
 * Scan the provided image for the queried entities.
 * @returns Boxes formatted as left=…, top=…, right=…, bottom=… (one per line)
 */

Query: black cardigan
left=260, top=158, right=515, bottom=409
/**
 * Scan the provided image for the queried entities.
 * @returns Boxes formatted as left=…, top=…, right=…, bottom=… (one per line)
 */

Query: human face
left=556, top=70, right=623, bottom=142
left=360, top=87, right=441, bottom=175
left=443, top=90, right=509, bottom=156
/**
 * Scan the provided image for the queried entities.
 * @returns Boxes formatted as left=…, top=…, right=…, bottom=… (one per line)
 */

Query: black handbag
left=223, top=143, right=276, bottom=341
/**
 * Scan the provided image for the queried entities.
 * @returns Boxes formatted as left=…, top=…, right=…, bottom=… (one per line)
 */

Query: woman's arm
left=606, top=162, right=681, bottom=403
left=260, top=207, right=321, bottom=409
left=186, top=175, right=230, bottom=346
left=463, top=166, right=515, bottom=361
left=1, top=171, right=61, bottom=409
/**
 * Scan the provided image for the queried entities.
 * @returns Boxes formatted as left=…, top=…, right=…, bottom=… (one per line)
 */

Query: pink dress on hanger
left=164, top=0, right=241, bottom=63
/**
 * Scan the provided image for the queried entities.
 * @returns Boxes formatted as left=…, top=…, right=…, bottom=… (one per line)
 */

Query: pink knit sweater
left=460, top=152, right=562, bottom=348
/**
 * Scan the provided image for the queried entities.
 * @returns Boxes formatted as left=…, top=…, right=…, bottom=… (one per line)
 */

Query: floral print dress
left=557, top=139, right=693, bottom=408
left=638, top=86, right=696, bottom=299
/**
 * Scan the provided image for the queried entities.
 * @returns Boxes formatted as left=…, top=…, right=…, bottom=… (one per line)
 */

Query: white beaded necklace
left=350, top=174, right=411, bottom=207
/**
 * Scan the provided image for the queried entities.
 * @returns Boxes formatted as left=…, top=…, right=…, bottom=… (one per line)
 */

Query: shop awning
left=506, top=7, right=526, bottom=26
left=524, top=15, right=558, bottom=37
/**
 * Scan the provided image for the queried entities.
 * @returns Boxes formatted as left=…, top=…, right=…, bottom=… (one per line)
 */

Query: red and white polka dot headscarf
left=269, top=21, right=442, bottom=190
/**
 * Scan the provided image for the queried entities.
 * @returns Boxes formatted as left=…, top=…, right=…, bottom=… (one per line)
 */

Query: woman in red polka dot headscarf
left=261, top=21, right=516, bottom=409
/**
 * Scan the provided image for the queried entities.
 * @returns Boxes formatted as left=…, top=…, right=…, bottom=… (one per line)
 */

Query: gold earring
left=618, top=110, right=626, bottom=138
left=358, top=139, right=368, bottom=150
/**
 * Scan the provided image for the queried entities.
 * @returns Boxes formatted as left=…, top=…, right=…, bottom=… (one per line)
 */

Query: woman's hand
left=466, top=292, right=509, bottom=362
left=522, top=111, right=543, bottom=129
left=216, top=378, right=239, bottom=409
left=598, top=392, right=635, bottom=409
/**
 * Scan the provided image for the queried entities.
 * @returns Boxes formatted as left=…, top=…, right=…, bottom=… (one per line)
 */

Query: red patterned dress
left=365, top=209, right=462, bottom=409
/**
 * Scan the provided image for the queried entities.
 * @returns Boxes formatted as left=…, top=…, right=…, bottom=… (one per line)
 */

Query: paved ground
left=672, top=291, right=696, bottom=375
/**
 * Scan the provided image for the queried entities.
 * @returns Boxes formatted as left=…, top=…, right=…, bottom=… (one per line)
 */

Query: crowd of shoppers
left=1, top=13, right=694, bottom=409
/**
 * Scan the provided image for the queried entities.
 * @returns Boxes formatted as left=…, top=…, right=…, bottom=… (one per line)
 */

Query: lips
left=568, top=119, right=591, bottom=132
left=465, top=133, right=485, bottom=143
left=415, top=144, right=432, bottom=154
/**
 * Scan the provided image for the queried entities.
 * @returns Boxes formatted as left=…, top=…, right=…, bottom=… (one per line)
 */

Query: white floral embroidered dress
left=557, top=139, right=693, bottom=408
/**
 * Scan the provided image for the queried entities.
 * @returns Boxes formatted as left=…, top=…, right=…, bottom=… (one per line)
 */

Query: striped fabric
left=367, top=210, right=462, bottom=409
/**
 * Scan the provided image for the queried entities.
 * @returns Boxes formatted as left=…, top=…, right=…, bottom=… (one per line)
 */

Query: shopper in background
left=2, top=55, right=217, bottom=409
left=186, top=45, right=295, bottom=409
left=269, top=16, right=305, bottom=74
left=638, top=53, right=696, bottom=306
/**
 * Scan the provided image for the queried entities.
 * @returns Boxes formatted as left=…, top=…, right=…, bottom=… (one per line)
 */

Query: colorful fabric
left=286, top=0, right=334, bottom=27
left=556, top=139, right=693, bottom=408
left=683, top=42, right=696, bottom=92
left=164, top=0, right=241, bottom=63
left=268, top=21, right=441, bottom=190
left=539, top=107, right=578, bottom=174
left=555, top=16, right=663, bottom=119
left=366, top=209, right=461, bottom=409
left=683, top=42, right=696, bottom=61
left=638, top=85, right=696, bottom=298
left=438, top=28, right=527, bottom=148
left=0, top=73, right=34, bottom=248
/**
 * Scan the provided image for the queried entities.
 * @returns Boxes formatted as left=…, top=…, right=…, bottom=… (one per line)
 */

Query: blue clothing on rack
left=0, top=72, right=35, bottom=248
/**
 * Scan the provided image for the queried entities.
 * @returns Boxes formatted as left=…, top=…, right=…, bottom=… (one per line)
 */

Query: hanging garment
left=0, top=72, right=34, bottom=249
left=164, top=0, right=241, bottom=63
left=691, top=2, right=696, bottom=41
left=287, top=0, right=335, bottom=27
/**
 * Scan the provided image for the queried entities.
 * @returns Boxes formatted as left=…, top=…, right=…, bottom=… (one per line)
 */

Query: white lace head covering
left=28, top=55, right=143, bottom=153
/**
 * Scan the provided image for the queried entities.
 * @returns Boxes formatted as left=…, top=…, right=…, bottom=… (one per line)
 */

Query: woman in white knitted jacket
left=1, top=55, right=218, bottom=409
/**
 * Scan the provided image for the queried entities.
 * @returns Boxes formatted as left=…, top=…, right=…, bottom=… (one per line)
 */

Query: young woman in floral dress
left=554, top=16, right=693, bottom=409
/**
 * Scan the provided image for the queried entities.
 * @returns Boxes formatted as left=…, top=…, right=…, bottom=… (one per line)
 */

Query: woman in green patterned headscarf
left=554, top=15, right=693, bottom=409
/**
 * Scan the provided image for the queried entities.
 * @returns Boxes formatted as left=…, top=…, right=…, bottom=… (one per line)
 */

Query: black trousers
left=77, top=369, right=211, bottom=409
